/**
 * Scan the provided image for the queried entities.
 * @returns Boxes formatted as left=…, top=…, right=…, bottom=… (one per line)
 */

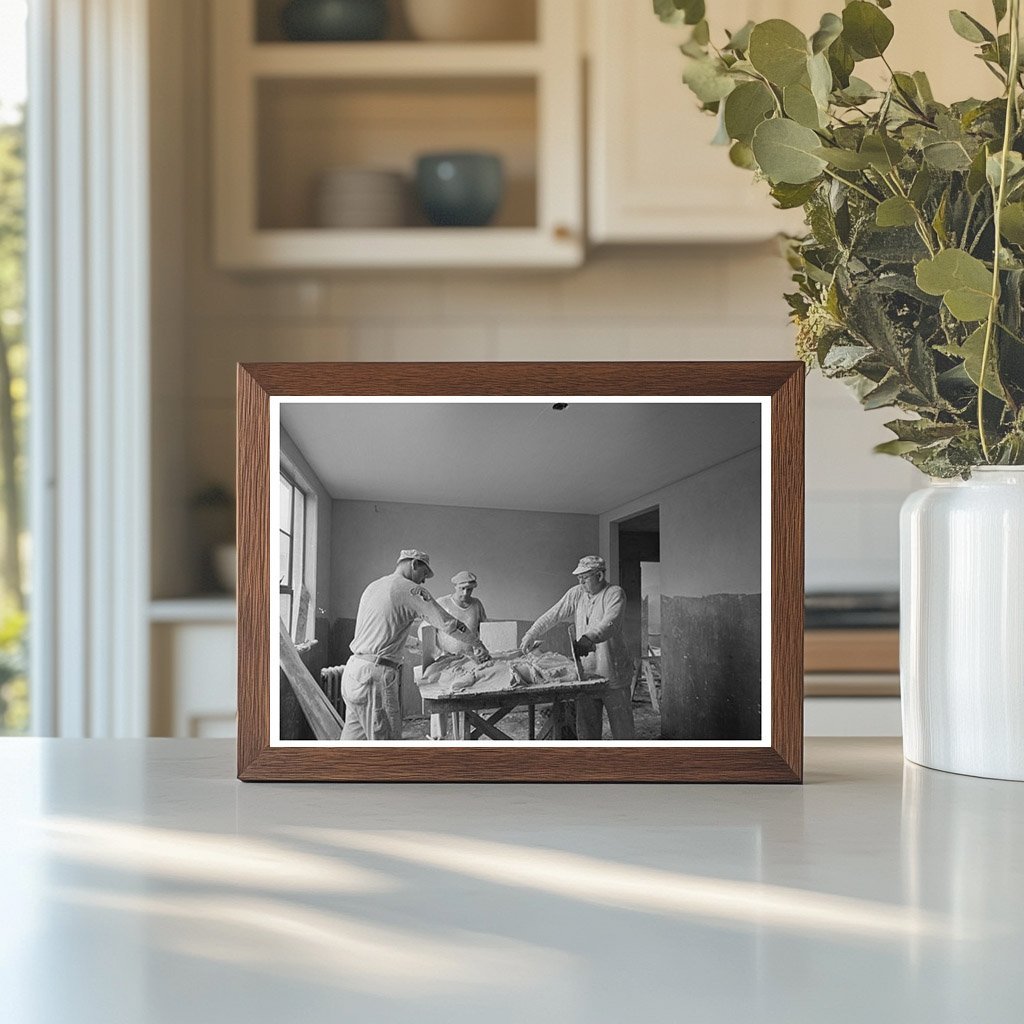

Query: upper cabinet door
left=587, top=0, right=1001, bottom=245
left=211, top=0, right=584, bottom=269
left=588, top=0, right=810, bottom=244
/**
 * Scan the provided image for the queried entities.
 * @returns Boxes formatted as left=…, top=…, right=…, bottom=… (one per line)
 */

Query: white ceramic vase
left=900, top=467, right=1024, bottom=781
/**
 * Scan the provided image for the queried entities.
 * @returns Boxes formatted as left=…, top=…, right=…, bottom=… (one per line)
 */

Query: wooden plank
left=279, top=622, right=343, bottom=741
left=804, top=630, right=899, bottom=674
left=464, top=710, right=513, bottom=741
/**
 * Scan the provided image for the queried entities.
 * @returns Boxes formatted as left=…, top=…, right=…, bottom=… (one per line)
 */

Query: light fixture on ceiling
left=552, top=403, right=568, bottom=410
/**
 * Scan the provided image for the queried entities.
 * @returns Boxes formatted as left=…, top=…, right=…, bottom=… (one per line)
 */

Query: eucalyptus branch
left=884, top=170, right=939, bottom=254
left=969, top=213, right=994, bottom=253
left=979, top=0, right=1021, bottom=461
left=822, top=167, right=881, bottom=205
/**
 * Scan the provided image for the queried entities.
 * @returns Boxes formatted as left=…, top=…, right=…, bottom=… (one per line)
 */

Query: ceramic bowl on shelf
left=315, top=167, right=408, bottom=229
left=280, top=0, right=389, bottom=42
left=415, top=152, right=504, bottom=227
left=403, top=0, right=534, bottom=42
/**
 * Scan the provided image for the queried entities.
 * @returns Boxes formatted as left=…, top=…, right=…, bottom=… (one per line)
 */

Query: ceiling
left=281, top=401, right=761, bottom=515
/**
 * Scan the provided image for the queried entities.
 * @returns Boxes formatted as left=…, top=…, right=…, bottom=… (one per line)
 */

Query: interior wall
left=600, top=448, right=761, bottom=597
left=601, top=449, right=762, bottom=740
left=330, top=499, right=598, bottom=625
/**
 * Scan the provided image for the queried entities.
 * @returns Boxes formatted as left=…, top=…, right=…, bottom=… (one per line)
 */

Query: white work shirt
left=524, top=583, right=631, bottom=685
left=437, top=595, right=487, bottom=635
left=436, top=594, right=487, bottom=655
left=349, top=572, right=469, bottom=662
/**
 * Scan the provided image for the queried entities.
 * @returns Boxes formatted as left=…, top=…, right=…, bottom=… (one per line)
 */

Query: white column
left=28, top=0, right=150, bottom=737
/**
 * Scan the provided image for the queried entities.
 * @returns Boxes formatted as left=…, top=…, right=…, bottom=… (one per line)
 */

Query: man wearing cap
left=342, top=550, right=489, bottom=740
left=520, top=555, right=635, bottom=740
left=436, top=570, right=488, bottom=654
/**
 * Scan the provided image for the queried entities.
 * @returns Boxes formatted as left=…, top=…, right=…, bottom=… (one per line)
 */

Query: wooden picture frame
left=237, top=362, right=804, bottom=782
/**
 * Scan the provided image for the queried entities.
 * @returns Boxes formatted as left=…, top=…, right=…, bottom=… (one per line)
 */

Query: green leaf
left=827, top=35, right=856, bottom=89
left=932, top=190, right=950, bottom=247
left=770, top=180, right=820, bottom=209
left=784, top=80, right=825, bottom=129
left=913, top=71, right=935, bottom=104
left=876, top=197, right=918, bottom=228
left=862, top=374, right=903, bottom=409
left=842, top=1, right=895, bottom=59
left=814, top=146, right=872, bottom=170
left=860, top=133, right=904, bottom=173
left=922, top=140, right=973, bottom=171
left=993, top=0, right=1008, bottom=24
left=909, top=164, right=933, bottom=205
left=837, top=76, right=879, bottom=104
left=948, top=10, right=994, bottom=44
left=751, top=118, right=828, bottom=184
left=915, top=249, right=994, bottom=322
left=810, top=13, right=843, bottom=54
left=723, top=81, right=775, bottom=144
left=986, top=150, right=1024, bottom=191
left=884, top=418, right=964, bottom=443
left=807, top=51, right=833, bottom=109
left=682, top=57, right=736, bottom=104
left=967, top=144, right=991, bottom=194
left=729, top=140, right=757, bottom=169
left=653, top=0, right=705, bottom=26
left=724, top=20, right=755, bottom=53
left=1000, top=203, right=1024, bottom=245
left=691, top=19, right=710, bottom=45
left=874, top=439, right=923, bottom=455
left=711, top=109, right=731, bottom=145
left=748, top=20, right=809, bottom=86
left=939, top=326, right=1006, bottom=398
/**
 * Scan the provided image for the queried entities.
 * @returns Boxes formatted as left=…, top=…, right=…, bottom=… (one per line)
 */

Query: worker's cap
left=572, top=555, right=606, bottom=576
left=397, top=549, right=434, bottom=578
left=451, top=571, right=478, bottom=586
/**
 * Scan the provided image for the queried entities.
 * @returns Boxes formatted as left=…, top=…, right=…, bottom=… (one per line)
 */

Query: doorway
left=615, top=507, right=660, bottom=667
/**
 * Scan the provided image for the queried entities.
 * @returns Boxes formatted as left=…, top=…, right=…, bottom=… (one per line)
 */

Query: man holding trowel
left=342, top=550, right=489, bottom=740
left=520, top=555, right=635, bottom=740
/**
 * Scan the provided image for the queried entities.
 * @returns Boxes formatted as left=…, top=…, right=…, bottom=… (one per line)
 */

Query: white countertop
left=1, top=738, right=1020, bottom=1023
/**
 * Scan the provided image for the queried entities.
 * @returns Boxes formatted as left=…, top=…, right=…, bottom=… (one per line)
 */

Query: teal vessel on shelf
left=280, top=0, right=388, bottom=41
left=415, top=152, right=505, bottom=228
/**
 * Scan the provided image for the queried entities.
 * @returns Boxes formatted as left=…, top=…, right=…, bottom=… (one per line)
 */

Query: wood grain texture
left=236, top=361, right=805, bottom=783
left=770, top=365, right=805, bottom=782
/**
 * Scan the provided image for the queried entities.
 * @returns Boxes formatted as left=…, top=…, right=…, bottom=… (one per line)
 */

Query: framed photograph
left=237, top=362, right=804, bottom=782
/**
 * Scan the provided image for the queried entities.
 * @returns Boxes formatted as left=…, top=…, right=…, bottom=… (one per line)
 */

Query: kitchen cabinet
left=586, top=0, right=999, bottom=244
left=587, top=0, right=813, bottom=243
left=211, top=0, right=583, bottom=269
left=150, top=600, right=237, bottom=737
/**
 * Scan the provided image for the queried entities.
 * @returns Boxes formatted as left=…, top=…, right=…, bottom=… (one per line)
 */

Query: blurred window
left=0, top=0, right=28, bottom=735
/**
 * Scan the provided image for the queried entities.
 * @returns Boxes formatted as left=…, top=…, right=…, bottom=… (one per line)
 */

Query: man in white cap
left=342, top=550, right=489, bottom=740
left=520, top=555, right=635, bottom=740
left=436, top=570, right=488, bottom=654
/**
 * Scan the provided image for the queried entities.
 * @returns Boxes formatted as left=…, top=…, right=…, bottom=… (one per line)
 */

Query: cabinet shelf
left=212, top=0, right=582, bottom=269
left=249, top=42, right=544, bottom=78
left=218, top=227, right=580, bottom=270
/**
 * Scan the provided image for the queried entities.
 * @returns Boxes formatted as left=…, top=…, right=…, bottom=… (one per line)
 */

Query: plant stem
left=822, top=167, right=880, bottom=205
left=884, top=171, right=939, bottom=254
left=979, top=0, right=1021, bottom=462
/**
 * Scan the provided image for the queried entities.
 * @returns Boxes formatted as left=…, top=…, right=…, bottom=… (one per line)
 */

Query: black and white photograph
left=271, top=397, right=769, bottom=745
